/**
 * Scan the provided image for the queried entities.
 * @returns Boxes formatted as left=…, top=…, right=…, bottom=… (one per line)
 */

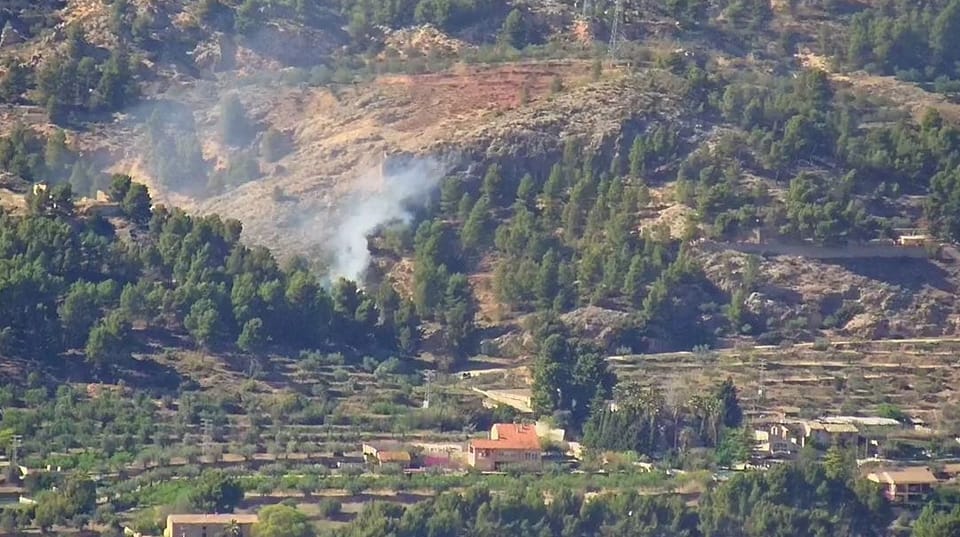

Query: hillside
left=7, top=1, right=960, bottom=536
left=1, top=0, right=960, bottom=362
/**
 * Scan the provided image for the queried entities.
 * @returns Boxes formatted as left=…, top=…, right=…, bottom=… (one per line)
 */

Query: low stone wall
left=700, top=240, right=930, bottom=259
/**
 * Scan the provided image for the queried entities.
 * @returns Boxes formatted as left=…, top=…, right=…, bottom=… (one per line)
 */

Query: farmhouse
left=467, top=423, right=541, bottom=471
left=801, top=421, right=859, bottom=447
left=165, top=514, right=258, bottom=537
left=753, top=424, right=799, bottom=457
left=867, top=467, right=938, bottom=505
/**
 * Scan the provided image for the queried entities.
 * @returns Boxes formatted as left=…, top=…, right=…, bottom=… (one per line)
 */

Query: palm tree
left=665, top=378, right=690, bottom=450
left=220, top=521, right=241, bottom=537
left=688, top=394, right=709, bottom=437
left=704, top=396, right=722, bottom=446
left=678, top=426, right=698, bottom=453
left=638, top=386, right=665, bottom=450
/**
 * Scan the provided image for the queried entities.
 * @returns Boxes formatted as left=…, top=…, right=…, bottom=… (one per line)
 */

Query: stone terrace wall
left=699, top=240, right=930, bottom=259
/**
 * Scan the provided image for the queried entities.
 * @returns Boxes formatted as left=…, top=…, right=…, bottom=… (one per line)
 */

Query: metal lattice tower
left=756, top=358, right=767, bottom=411
left=422, top=370, right=436, bottom=409
left=200, top=418, right=213, bottom=461
left=11, top=435, right=21, bottom=469
left=608, top=0, right=624, bottom=58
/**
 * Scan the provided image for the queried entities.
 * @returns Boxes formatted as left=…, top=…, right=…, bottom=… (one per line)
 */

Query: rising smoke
left=325, top=155, right=453, bottom=283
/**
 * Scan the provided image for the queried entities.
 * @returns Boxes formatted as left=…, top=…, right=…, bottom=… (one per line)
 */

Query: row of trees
left=582, top=377, right=744, bottom=461
left=31, top=469, right=241, bottom=531
left=333, top=460, right=893, bottom=537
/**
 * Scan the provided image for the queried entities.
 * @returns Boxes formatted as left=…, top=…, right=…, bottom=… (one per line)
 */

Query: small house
left=467, top=423, right=542, bottom=471
left=800, top=421, right=858, bottom=447
left=754, top=424, right=799, bottom=457
left=165, top=514, right=258, bottom=537
left=867, top=467, right=938, bottom=505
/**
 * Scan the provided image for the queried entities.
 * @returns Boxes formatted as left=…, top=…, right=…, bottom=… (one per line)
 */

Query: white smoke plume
left=325, top=155, right=452, bottom=283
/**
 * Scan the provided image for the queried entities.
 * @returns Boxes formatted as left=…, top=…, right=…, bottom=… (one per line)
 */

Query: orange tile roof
left=470, top=423, right=540, bottom=451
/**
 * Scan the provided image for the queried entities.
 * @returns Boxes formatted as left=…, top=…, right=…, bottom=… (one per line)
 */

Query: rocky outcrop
left=455, top=74, right=684, bottom=180
left=843, top=313, right=888, bottom=340
left=699, top=242, right=960, bottom=341
left=560, top=306, right=632, bottom=344
left=193, top=34, right=238, bottom=72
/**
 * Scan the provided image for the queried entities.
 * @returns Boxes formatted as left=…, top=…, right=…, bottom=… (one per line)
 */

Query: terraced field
left=609, top=338, right=960, bottom=422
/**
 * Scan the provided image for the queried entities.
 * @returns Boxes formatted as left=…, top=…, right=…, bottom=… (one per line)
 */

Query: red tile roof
left=470, top=423, right=541, bottom=451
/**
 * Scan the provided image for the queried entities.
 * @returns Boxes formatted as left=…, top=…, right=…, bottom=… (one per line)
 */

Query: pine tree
left=629, top=135, right=647, bottom=176
left=623, top=254, right=647, bottom=307
left=442, top=273, right=475, bottom=357
left=531, top=334, right=571, bottom=415
left=535, top=249, right=559, bottom=310
left=516, top=173, right=536, bottom=207
left=499, top=9, right=527, bottom=49
left=45, top=129, right=71, bottom=180
left=481, top=163, right=504, bottom=206
left=237, top=318, right=266, bottom=353
left=440, top=176, right=464, bottom=216
left=457, top=192, right=475, bottom=222
left=219, top=94, right=252, bottom=146
left=461, top=195, right=492, bottom=251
